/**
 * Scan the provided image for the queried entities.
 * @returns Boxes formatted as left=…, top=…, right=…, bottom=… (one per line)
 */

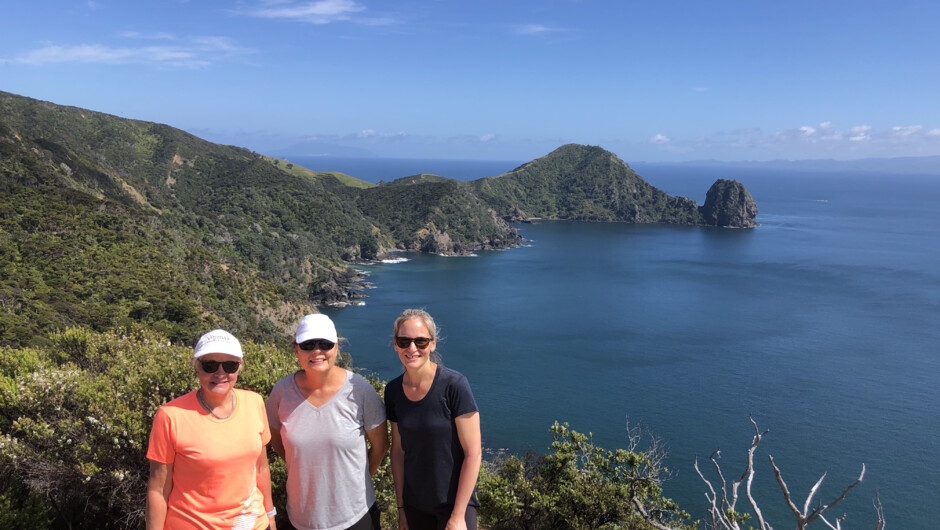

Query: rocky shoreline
left=317, top=234, right=526, bottom=307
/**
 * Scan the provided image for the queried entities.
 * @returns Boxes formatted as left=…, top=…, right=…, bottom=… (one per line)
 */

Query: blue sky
left=2, top=1, right=939, bottom=163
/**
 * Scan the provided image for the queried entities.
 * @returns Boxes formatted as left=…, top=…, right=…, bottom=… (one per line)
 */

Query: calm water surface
left=321, top=164, right=940, bottom=528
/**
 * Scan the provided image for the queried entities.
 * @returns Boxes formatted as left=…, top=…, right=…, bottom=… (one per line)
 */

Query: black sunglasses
left=395, top=336, right=432, bottom=349
left=199, top=360, right=241, bottom=374
left=298, top=339, right=336, bottom=351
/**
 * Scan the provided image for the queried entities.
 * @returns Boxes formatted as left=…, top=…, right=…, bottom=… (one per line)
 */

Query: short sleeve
left=384, top=381, right=398, bottom=423
left=255, top=392, right=271, bottom=445
left=355, top=374, right=386, bottom=430
left=447, top=372, right=478, bottom=418
left=146, top=406, right=175, bottom=465
left=265, top=381, right=283, bottom=432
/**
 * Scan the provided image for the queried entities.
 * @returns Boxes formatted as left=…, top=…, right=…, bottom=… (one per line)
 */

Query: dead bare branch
left=873, top=494, right=886, bottom=530
left=697, top=417, right=880, bottom=530
left=632, top=497, right=676, bottom=530
left=745, top=416, right=772, bottom=530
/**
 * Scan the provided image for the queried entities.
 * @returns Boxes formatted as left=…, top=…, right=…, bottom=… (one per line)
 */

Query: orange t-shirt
left=147, top=388, right=271, bottom=530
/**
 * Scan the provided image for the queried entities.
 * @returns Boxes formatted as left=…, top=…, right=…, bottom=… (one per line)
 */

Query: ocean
left=307, top=157, right=939, bottom=528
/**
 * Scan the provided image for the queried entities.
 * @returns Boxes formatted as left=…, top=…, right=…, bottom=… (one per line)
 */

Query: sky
left=2, top=0, right=940, bottom=163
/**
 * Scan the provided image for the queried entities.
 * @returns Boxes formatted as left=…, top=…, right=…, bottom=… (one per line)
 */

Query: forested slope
left=0, top=91, right=756, bottom=350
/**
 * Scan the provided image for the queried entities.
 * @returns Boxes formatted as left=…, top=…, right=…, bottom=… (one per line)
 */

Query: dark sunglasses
left=199, top=360, right=240, bottom=374
left=395, top=336, right=432, bottom=349
left=298, top=339, right=336, bottom=351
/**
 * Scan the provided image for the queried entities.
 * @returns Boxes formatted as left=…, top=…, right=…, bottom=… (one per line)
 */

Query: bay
left=319, top=162, right=940, bottom=528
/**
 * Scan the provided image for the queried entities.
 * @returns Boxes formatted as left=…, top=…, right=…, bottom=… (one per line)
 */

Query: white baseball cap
left=295, top=314, right=338, bottom=344
left=193, top=329, right=243, bottom=359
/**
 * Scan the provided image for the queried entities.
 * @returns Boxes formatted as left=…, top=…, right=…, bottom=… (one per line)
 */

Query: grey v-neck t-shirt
left=266, top=370, right=386, bottom=530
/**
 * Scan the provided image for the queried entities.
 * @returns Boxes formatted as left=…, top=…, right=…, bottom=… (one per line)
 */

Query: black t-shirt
left=385, top=365, right=480, bottom=513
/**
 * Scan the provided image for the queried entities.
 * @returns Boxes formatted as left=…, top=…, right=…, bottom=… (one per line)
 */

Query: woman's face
left=194, top=353, right=242, bottom=396
left=394, top=317, right=436, bottom=370
left=295, top=338, right=338, bottom=374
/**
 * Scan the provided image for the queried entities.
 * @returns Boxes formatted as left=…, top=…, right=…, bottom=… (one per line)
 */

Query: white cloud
left=515, top=24, right=563, bottom=35
left=120, top=31, right=175, bottom=40
left=480, top=133, right=496, bottom=143
left=348, top=129, right=408, bottom=141
left=14, top=44, right=199, bottom=66
left=651, top=120, right=940, bottom=160
left=243, top=0, right=365, bottom=24
left=849, top=125, right=872, bottom=142
left=693, top=87, right=709, bottom=93
left=891, top=125, right=922, bottom=137
left=10, top=36, right=249, bottom=68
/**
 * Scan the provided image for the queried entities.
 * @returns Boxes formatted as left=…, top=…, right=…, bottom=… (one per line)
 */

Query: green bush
left=0, top=327, right=298, bottom=529
left=477, top=422, right=693, bottom=530
left=1, top=327, right=696, bottom=530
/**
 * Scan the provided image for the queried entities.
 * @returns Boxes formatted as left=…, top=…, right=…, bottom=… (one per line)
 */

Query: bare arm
left=365, top=420, right=390, bottom=476
left=256, top=449, right=277, bottom=530
left=145, top=461, right=173, bottom=530
left=390, top=422, right=409, bottom=530
left=446, top=411, right=482, bottom=530
left=269, top=423, right=285, bottom=460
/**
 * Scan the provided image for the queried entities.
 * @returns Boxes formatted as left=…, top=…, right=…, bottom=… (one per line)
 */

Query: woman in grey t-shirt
left=267, top=314, right=389, bottom=530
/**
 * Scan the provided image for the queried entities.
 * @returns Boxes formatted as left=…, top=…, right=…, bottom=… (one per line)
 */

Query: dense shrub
left=1, top=328, right=876, bottom=530
left=0, top=327, right=299, bottom=528
left=478, top=422, right=693, bottom=530
left=1, top=327, right=695, bottom=530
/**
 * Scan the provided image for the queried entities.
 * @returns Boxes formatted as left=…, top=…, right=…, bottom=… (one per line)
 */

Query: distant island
left=0, top=89, right=755, bottom=347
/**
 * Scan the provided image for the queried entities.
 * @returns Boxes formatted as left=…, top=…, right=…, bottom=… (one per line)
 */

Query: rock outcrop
left=699, top=179, right=759, bottom=228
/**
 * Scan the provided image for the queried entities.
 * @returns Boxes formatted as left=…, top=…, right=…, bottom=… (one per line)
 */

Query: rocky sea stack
left=700, top=179, right=759, bottom=228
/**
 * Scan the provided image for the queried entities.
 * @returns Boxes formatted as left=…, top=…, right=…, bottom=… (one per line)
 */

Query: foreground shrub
left=478, top=421, right=693, bottom=530
left=0, top=327, right=297, bottom=529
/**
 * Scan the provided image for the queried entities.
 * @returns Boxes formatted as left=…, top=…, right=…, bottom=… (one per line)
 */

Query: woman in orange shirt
left=146, top=329, right=277, bottom=530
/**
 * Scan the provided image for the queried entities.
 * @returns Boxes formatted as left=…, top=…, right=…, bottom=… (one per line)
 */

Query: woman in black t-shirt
left=385, top=309, right=482, bottom=530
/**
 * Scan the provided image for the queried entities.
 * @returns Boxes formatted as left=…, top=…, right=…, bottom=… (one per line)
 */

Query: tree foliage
left=0, top=326, right=398, bottom=529
left=478, top=421, right=693, bottom=530
left=0, top=328, right=881, bottom=530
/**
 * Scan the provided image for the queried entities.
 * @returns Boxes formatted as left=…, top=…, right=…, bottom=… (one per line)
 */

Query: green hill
left=0, top=92, right=393, bottom=346
left=356, top=174, right=519, bottom=254
left=472, top=144, right=757, bottom=227
left=0, top=91, right=523, bottom=346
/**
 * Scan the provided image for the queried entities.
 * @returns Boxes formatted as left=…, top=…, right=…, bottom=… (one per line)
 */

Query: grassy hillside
left=260, top=154, right=374, bottom=189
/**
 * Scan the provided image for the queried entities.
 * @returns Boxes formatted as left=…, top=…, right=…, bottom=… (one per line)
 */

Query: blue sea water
left=315, top=160, right=940, bottom=528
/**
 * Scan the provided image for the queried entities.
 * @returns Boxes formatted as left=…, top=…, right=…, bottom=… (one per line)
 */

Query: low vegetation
left=0, top=328, right=880, bottom=529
